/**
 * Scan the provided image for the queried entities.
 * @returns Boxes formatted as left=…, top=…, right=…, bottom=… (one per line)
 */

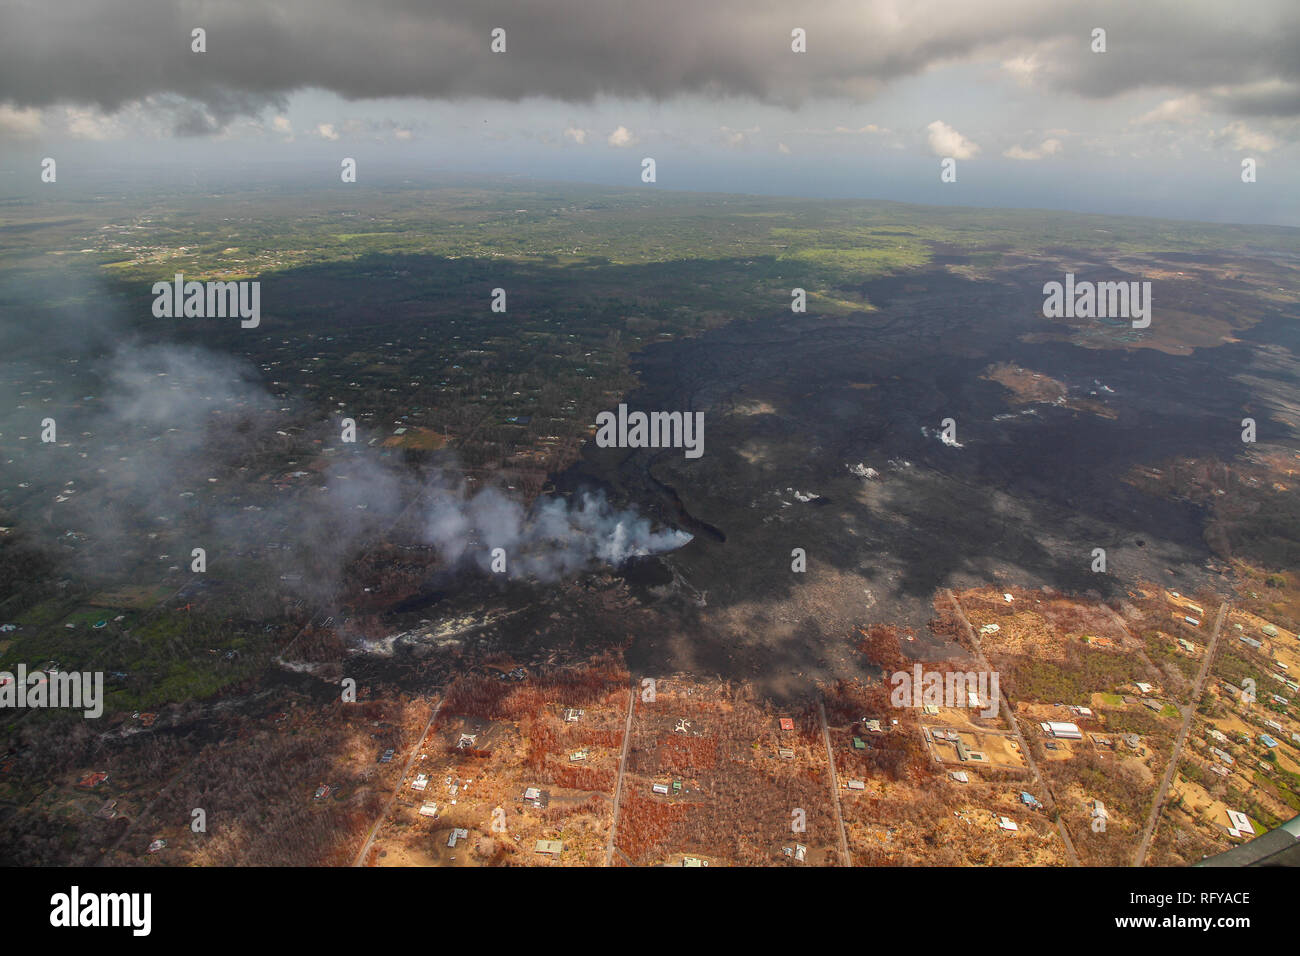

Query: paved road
left=1133, top=601, right=1229, bottom=867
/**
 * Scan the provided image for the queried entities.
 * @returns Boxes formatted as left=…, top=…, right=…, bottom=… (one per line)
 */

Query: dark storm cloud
left=2, top=0, right=1297, bottom=121
left=1211, top=85, right=1300, bottom=119
left=160, top=90, right=290, bottom=136
left=1037, top=11, right=1300, bottom=103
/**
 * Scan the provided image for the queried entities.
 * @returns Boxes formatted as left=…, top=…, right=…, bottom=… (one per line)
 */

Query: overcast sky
left=2, top=0, right=1297, bottom=224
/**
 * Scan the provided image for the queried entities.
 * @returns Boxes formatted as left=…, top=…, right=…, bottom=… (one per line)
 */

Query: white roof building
left=1040, top=721, right=1082, bottom=739
left=1226, top=810, right=1254, bottom=839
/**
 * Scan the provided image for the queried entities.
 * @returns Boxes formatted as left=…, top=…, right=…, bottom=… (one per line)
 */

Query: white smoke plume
left=0, top=273, right=691, bottom=600
left=423, top=484, right=692, bottom=581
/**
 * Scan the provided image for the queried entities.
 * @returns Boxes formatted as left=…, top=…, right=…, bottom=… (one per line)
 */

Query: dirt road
left=1133, top=601, right=1229, bottom=867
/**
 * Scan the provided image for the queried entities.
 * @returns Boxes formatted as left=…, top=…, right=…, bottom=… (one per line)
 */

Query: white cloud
left=1133, top=95, right=1204, bottom=127
left=1004, top=137, right=1062, bottom=160
left=0, top=104, right=43, bottom=138
left=607, top=125, right=635, bottom=147
left=316, top=122, right=340, bottom=141
left=926, top=120, right=979, bottom=159
left=777, top=141, right=791, bottom=155
left=1214, top=121, right=1278, bottom=153
left=563, top=125, right=587, bottom=144
left=267, top=115, right=294, bottom=142
left=1001, top=53, right=1042, bottom=86
left=63, top=107, right=120, bottom=140
left=720, top=125, right=759, bottom=147
left=1131, top=95, right=1289, bottom=152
